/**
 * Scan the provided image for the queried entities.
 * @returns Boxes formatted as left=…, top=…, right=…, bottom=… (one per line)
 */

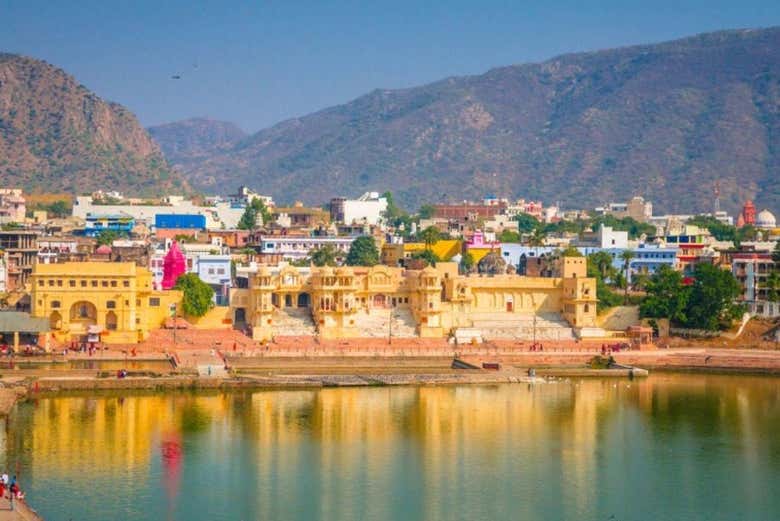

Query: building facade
left=31, top=262, right=181, bottom=344
left=232, top=260, right=598, bottom=342
left=732, top=252, right=779, bottom=318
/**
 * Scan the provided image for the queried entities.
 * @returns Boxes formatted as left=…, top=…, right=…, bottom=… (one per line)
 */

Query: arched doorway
left=373, top=294, right=387, bottom=308
left=284, top=294, right=293, bottom=308
left=49, top=311, right=62, bottom=330
left=69, top=301, right=97, bottom=337
left=106, top=311, right=118, bottom=331
left=297, top=293, right=310, bottom=308
left=70, top=301, right=97, bottom=324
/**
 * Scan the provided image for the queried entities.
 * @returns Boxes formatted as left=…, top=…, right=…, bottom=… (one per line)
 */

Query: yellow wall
left=237, top=261, right=597, bottom=341
left=30, top=262, right=181, bottom=344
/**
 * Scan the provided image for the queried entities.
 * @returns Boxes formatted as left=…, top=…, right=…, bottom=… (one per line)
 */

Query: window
left=123, top=281, right=130, bottom=288
left=149, top=297, right=160, bottom=307
left=102, top=281, right=108, bottom=287
left=91, top=281, right=98, bottom=287
left=57, top=280, right=63, bottom=287
left=51, top=300, right=61, bottom=309
left=69, top=280, right=76, bottom=287
left=38, top=280, right=43, bottom=287
left=217, top=269, right=225, bottom=275
left=208, top=268, right=215, bottom=275
left=106, top=301, right=116, bottom=309
left=48, top=280, right=54, bottom=286
left=81, top=280, right=87, bottom=287
left=111, top=281, right=117, bottom=287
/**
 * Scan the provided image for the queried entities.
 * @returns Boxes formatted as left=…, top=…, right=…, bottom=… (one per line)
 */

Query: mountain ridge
left=0, top=53, right=188, bottom=196
left=174, top=26, right=780, bottom=214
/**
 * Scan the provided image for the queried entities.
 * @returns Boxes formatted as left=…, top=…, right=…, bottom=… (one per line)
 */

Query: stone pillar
left=13, top=331, right=19, bottom=352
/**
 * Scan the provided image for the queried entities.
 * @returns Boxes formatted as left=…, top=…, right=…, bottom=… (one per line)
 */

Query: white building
left=73, top=196, right=244, bottom=230
left=597, top=225, right=629, bottom=249
left=330, top=192, right=388, bottom=226
left=258, top=236, right=356, bottom=262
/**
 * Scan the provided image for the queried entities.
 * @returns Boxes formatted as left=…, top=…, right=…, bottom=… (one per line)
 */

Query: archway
left=106, top=311, right=118, bottom=331
left=297, top=293, right=310, bottom=308
left=49, top=311, right=62, bottom=330
left=373, top=294, right=387, bottom=308
left=284, top=294, right=293, bottom=308
left=70, top=301, right=97, bottom=324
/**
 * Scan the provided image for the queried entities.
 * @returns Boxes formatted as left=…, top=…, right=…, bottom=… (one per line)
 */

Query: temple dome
left=756, top=209, right=776, bottom=229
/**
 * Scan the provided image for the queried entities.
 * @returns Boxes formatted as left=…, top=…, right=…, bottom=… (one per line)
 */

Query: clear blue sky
left=2, top=0, right=779, bottom=132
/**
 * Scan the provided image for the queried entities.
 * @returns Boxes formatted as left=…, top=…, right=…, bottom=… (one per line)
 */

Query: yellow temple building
left=30, top=262, right=181, bottom=344
left=233, top=258, right=599, bottom=342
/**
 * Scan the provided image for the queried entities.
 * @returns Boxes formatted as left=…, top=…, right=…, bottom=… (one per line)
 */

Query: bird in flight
left=171, top=75, right=182, bottom=80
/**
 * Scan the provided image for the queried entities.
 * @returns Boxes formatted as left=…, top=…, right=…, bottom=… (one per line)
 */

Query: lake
left=2, top=374, right=779, bottom=520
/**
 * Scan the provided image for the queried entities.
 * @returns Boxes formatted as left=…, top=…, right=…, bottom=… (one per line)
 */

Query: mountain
left=0, top=53, right=187, bottom=196
left=148, top=118, right=246, bottom=172
left=177, top=27, right=780, bottom=215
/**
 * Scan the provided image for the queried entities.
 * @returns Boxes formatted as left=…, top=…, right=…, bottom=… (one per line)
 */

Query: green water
left=2, top=374, right=779, bottom=520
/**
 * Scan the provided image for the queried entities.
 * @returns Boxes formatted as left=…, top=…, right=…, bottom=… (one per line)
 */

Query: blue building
left=84, top=213, right=135, bottom=237
left=155, top=214, right=206, bottom=230
left=499, top=243, right=678, bottom=283
left=609, top=245, right=678, bottom=283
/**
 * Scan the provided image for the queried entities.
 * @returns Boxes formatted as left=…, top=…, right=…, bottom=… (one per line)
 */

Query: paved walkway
left=0, top=494, right=42, bottom=520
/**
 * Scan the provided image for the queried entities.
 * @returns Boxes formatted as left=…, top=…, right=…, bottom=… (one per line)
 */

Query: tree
left=619, top=250, right=635, bottom=303
left=96, top=229, right=119, bottom=246
left=459, top=252, right=475, bottom=273
left=528, top=228, right=546, bottom=247
left=309, top=244, right=339, bottom=267
left=588, top=251, right=616, bottom=282
left=418, top=204, right=436, bottom=219
left=561, top=245, right=582, bottom=257
left=640, top=265, right=690, bottom=325
left=766, top=271, right=780, bottom=303
left=46, top=200, right=70, bottom=218
left=346, top=236, right=379, bottom=266
left=411, top=249, right=440, bottom=267
left=174, top=273, right=215, bottom=318
left=237, top=198, right=272, bottom=230
left=418, top=226, right=441, bottom=249
left=773, top=241, right=780, bottom=263
left=685, top=263, right=743, bottom=331
left=381, top=191, right=407, bottom=225
left=515, top=213, right=540, bottom=233
left=498, top=230, right=522, bottom=243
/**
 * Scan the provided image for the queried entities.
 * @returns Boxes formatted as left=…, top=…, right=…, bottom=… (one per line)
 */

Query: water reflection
left=3, top=374, right=780, bottom=521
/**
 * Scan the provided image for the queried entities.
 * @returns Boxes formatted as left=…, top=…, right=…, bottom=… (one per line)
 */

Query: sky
left=2, top=0, right=780, bottom=133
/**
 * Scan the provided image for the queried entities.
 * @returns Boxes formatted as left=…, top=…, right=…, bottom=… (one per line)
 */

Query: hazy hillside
left=0, top=53, right=188, bottom=195
left=178, top=27, right=780, bottom=214
left=148, top=117, right=246, bottom=171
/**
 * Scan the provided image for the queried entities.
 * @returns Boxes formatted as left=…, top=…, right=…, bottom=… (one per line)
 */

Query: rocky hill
left=178, top=27, right=780, bottom=214
left=148, top=118, right=246, bottom=171
left=0, top=53, right=187, bottom=196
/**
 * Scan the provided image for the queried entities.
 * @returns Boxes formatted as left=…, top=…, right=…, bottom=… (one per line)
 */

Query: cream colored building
left=232, top=258, right=598, bottom=341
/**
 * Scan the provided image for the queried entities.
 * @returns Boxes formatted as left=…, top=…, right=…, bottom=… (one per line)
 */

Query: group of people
left=0, top=473, right=24, bottom=510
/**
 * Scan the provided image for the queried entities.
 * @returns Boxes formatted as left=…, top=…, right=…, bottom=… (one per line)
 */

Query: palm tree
left=418, top=226, right=441, bottom=250
left=528, top=228, right=546, bottom=247
left=619, top=250, right=635, bottom=304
